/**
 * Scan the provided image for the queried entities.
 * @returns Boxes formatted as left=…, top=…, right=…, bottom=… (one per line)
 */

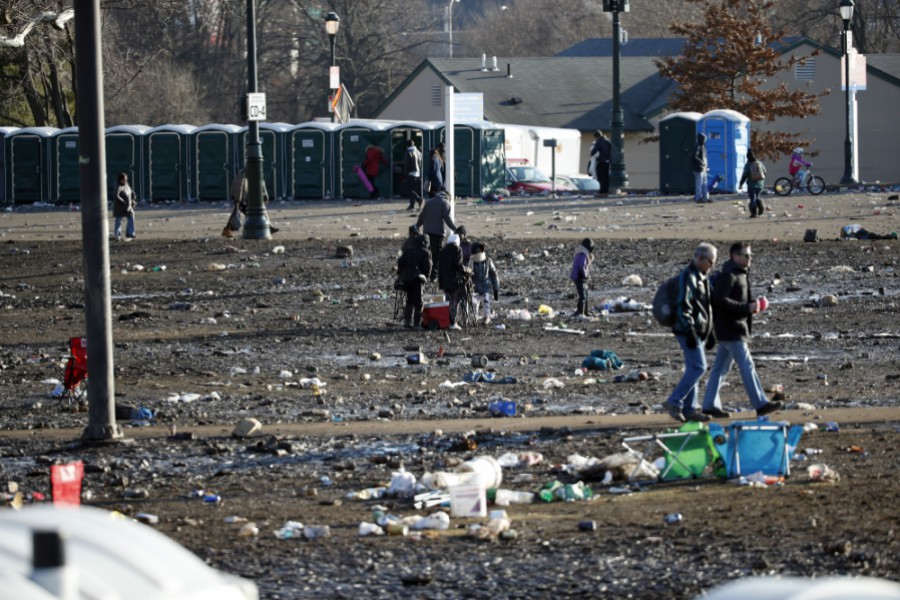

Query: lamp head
left=324, top=12, right=340, bottom=36
left=839, top=0, right=854, bottom=24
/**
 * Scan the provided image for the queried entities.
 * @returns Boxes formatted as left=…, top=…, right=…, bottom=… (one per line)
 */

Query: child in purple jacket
left=570, top=238, right=595, bottom=317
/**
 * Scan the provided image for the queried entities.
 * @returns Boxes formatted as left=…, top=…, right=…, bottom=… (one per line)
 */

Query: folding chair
left=622, top=421, right=723, bottom=482
left=62, top=337, right=88, bottom=404
left=709, top=420, right=803, bottom=478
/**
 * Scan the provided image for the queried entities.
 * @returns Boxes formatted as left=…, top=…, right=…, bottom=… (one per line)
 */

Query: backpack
left=749, top=160, right=764, bottom=182
left=652, top=275, right=681, bottom=327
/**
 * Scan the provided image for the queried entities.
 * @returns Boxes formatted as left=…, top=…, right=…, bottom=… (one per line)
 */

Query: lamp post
left=447, top=0, right=460, bottom=58
left=839, top=0, right=855, bottom=185
left=325, top=12, right=339, bottom=123
left=603, top=0, right=629, bottom=190
left=242, top=0, right=271, bottom=239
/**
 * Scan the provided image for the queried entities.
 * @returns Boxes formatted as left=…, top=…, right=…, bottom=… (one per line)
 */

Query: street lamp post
left=447, top=0, right=460, bottom=58
left=604, top=0, right=629, bottom=190
left=242, top=0, right=271, bottom=239
left=839, top=0, right=855, bottom=185
left=325, top=12, right=340, bottom=123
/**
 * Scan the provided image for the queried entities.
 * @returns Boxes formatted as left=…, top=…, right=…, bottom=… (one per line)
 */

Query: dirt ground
left=1, top=189, right=899, bottom=599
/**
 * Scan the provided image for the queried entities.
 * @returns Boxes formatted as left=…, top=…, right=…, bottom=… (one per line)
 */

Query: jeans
left=406, top=175, right=422, bottom=208
left=476, top=291, right=492, bottom=319
left=114, top=214, right=135, bottom=238
left=665, top=333, right=707, bottom=414
left=427, top=233, right=443, bottom=280
left=702, top=340, right=768, bottom=411
left=574, top=278, right=587, bottom=306
left=694, top=171, right=708, bottom=201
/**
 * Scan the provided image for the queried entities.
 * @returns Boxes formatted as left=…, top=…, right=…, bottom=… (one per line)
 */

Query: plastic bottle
left=30, top=531, right=77, bottom=600
left=303, top=525, right=331, bottom=539
left=493, top=489, right=536, bottom=506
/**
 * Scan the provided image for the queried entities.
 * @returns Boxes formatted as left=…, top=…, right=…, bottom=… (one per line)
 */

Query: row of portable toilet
left=658, top=110, right=751, bottom=194
left=0, top=120, right=507, bottom=205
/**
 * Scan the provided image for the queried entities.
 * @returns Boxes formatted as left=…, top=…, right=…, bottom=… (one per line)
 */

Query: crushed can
left=664, top=513, right=683, bottom=525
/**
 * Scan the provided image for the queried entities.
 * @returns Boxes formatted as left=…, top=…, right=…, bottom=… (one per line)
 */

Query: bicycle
left=773, top=166, right=825, bottom=196
left=392, top=280, right=407, bottom=322
left=455, top=279, right=481, bottom=328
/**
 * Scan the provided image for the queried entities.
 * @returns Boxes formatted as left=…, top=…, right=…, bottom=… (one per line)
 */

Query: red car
left=505, top=164, right=575, bottom=195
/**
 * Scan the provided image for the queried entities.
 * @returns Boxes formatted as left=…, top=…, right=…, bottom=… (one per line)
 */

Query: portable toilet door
left=0, top=127, right=18, bottom=204
left=105, top=125, right=149, bottom=202
left=386, top=121, right=431, bottom=201
left=7, top=127, right=57, bottom=204
left=436, top=124, right=476, bottom=198
left=146, top=124, right=196, bottom=202
left=699, top=110, right=750, bottom=193
left=194, top=124, right=240, bottom=202
left=290, top=122, right=337, bottom=199
left=479, top=124, right=506, bottom=195
left=51, top=127, right=81, bottom=204
left=239, top=122, right=291, bottom=200
left=658, top=112, right=703, bottom=194
left=336, top=121, right=390, bottom=199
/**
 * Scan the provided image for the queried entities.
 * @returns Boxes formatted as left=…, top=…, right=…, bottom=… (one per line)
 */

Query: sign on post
left=246, top=92, right=267, bottom=121
left=329, top=66, right=340, bottom=90
left=454, top=93, right=484, bottom=124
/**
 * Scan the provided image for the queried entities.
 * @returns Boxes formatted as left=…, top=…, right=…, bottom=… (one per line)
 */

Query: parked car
left=506, top=164, right=575, bottom=195
left=555, top=174, right=600, bottom=194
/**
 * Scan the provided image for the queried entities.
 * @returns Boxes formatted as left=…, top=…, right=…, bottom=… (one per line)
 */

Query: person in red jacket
left=362, top=144, right=388, bottom=199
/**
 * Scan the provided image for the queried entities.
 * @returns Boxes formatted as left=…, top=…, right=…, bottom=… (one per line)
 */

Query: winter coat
left=692, top=135, right=707, bottom=173
left=711, top=258, right=753, bottom=342
left=230, top=171, right=269, bottom=212
left=438, top=242, right=467, bottom=293
left=113, top=182, right=136, bottom=218
left=428, top=151, right=444, bottom=193
left=416, top=192, right=457, bottom=236
left=590, top=136, right=612, bottom=165
left=739, top=160, right=766, bottom=191
left=398, top=238, right=432, bottom=285
left=404, top=146, right=422, bottom=177
left=569, top=245, right=593, bottom=282
left=362, top=146, right=387, bottom=178
left=673, top=260, right=713, bottom=341
left=471, top=252, right=499, bottom=296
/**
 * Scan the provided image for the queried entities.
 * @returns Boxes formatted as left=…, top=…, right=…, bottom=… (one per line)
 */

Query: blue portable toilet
left=5, top=127, right=58, bottom=204
left=335, top=121, right=390, bottom=199
left=658, top=112, right=703, bottom=194
left=105, top=125, right=149, bottom=201
left=239, top=122, right=292, bottom=201
left=289, top=121, right=338, bottom=199
left=193, top=124, right=241, bottom=202
left=384, top=121, right=434, bottom=201
left=145, top=124, right=196, bottom=202
left=0, top=127, right=18, bottom=204
left=698, top=110, right=750, bottom=193
left=51, top=127, right=81, bottom=204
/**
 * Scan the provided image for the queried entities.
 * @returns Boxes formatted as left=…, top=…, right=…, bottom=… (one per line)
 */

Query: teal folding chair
left=709, top=420, right=803, bottom=478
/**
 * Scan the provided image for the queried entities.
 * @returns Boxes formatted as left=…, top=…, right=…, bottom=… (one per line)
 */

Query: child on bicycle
left=470, top=241, right=500, bottom=325
left=789, top=148, right=811, bottom=186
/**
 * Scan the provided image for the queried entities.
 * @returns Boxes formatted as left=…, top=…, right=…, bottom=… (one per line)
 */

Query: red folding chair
left=62, top=337, right=88, bottom=404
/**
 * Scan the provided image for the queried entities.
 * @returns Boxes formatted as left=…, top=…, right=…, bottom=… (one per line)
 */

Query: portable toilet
left=658, top=112, right=703, bottom=194
left=105, top=125, right=149, bottom=201
left=50, top=127, right=81, bottom=204
left=335, top=121, right=390, bottom=199
left=0, top=127, right=19, bottom=204
left=289, top=121, right=338, bottom=199
left=698, top=109, right=751, bottom=193
left=193, top=124, right=241, bottom=202
left=145, top=124, right=196, bottom=202
left=385, top=121, right=434, bottom=201
left=435, top=121, right=506, bottom=197
left=238, top=122, right=292, bottom=201
left=5, top=127, right=57, bottom=204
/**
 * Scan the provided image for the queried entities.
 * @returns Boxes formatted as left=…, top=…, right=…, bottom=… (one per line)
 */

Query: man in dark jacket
left=397, top=234, right=432, bottom=328
left=404, top=139, right=423, bottom=211
left=416, top=191, right=457, bottom=281
left=692, top=133, right=710, bottom=203
left=438, top=233, right=469, bottom=330
left=663, top=242, right=717, bottom=423
left=701, top=242, right=783, bottom=418
left=589, top=130, right=612, bottom=196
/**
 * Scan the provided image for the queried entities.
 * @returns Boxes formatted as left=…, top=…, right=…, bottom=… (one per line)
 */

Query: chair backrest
left=69, top=337, right=87, bottom=367
left=661, top=421, right=723, bottom=481
left=710, top=420, right=803, bottom=478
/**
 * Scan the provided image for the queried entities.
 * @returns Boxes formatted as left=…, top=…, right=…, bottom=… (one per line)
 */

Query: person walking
left=662, top=242, right=718, bottom=423
left=113, top=172, right=137, bottom=241
left=701, top=242, right=783, bottom=418
left=224, top=168, right=278, bottom=236
left=693, top=133, right=710, bottom=203
left=438, top=233, right=469, bottom=330
left=470, top=241, right=500, bottom=325
left=569, top=238, right=595, bottom=318
left=739, top=150, right=767, bottom=218
left=415, top=191, right=457, bottom=282
left=427, top=147, right=444, bottom=197
left=397, top=233, right=432, bottom=328
left=362, top=143, right=388, bottom=199
left=404, top=139, right=423, bottom=210
left=590, top=130, right=612, bottom=196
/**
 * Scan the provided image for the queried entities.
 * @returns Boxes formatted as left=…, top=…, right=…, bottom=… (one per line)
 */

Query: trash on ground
left=544, top=325, right=584, bottom=335
left=807, top=463, right=840, bottom=482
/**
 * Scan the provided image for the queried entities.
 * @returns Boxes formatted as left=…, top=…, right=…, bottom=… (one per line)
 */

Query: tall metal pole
left=74, top=1, right=121, bottom=441
left=447, top=0, right=457, bottom=59
left=243, top=0, right=271, bottom=239
left=329, top=34, right=337, bottom=123
left=840, top=19, right=855, bottom=184
left=609, top=7, right=628, bottom=190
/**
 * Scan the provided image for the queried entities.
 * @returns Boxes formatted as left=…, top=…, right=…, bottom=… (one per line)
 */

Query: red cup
left=757, top=296, right=769, bottom=313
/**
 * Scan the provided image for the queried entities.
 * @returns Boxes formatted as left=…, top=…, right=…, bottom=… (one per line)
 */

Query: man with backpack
left=700, top=242, right=783, bottom=418
left=740, top=149, right=766, bottom=218
left=662, top=243, right=718, bottom=423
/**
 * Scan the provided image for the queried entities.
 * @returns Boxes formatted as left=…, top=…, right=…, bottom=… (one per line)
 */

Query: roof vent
left=491, top=56, right=499, bottom=71
left=506, top=63, right=513, bottom=78
left=509, top=96, right=523, bottom=105
left=481, top=54, right=488, bottom=72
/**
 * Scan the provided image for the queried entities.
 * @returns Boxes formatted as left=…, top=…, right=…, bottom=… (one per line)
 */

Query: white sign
left=329, top=66, right=340, bottom=90
left=841, top=49, right=867, bottom=91
left=454, top=93, right=484, bottom=123
left=247, top=92, right=267, bottom=121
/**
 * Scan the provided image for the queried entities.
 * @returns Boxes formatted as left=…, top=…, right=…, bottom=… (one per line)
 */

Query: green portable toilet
left=0, top=127, right=17, bottom=205
left=239, top=122, right=291, bottom=200
left=658, top=112, right=703, bottom=194
left=145, top=124, right=196, bottom=202
left=289, top=122, right=338, bottom=199
left=193, top=124, right=240, bottom=202
left=335, top=121, right=390, bottom=200
left=435, top=122, right=506, bottom=197
left=6, top=127, right=57, bottom=204
left=105, top=125, right=149, bottom=201
left=51, top=127, right=81, bottom=204
left=385, top=121, right=434, bottom=201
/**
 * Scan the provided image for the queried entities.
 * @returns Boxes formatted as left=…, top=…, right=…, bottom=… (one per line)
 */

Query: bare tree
left=771, top=0, right=899, bottom=54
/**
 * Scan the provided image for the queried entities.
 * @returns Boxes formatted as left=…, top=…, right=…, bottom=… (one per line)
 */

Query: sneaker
left=702, top=407, right=731, bottom=419
left=684, top=410, right=711, bottom=422
left=269, top=226, right=279, bottom=234
left=705, top=198, right=713, bottom=203
left=449, top=323, right=461, bottom=331
left=664, top=403, right=685, bottom=423
left=484, top=317, right=492, bottom=326
left=222, top=228, right=234, bottom=238
left=125, top=236, right=135, bottom=242
left=756, top=400, right=783, bottom=417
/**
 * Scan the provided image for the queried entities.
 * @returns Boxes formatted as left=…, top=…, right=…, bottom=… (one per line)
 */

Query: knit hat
left=456, top=225, right=467, bottom=237
left=581, top=237, right=595, bottom=252
left=447, top=233, right=460, bottom=246
left=408, top=225, right=418, bottom=236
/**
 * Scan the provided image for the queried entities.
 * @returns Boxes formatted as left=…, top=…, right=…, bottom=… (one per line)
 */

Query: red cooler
left=422, top=301, right=450, bottom=330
